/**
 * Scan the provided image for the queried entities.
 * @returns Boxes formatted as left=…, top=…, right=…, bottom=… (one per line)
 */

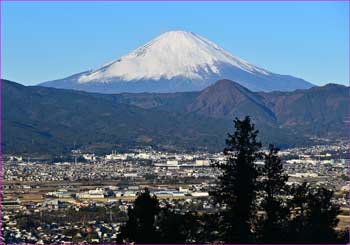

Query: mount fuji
left=40, top=31, right=314, bottom=93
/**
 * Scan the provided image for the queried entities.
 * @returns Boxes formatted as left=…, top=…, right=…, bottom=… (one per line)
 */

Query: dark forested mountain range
left=3, top=79, right=348, bottom=154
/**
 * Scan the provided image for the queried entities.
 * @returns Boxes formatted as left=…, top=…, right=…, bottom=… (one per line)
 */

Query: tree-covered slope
left=3, top=79, right=347, bottom=154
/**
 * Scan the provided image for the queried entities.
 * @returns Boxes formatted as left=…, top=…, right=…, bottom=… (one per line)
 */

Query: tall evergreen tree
left=196, top=212, right=221, bottom=243
left=257, top=145, right=289, bottom=243
left=118, top=188, right=160, bottom=243
left=213, top=116, right=262, bottom=243
left=287, top=183, right=341, bottom=243
left=158, top=207, right=200, bottom=243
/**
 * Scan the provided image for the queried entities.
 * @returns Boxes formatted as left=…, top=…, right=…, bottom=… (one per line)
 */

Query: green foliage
left=287, top=183, right=342, bottom=243
left=210, top=117, right=345, bottom=244
left=157, top=207, right=200, bottom=243
left=118, top=190, right=205, bottom=244
left=118, top=188, right=160, bottom=243
left=213, top=116, right=262, bottom=243
left=257, top=145, right=290, bottom=243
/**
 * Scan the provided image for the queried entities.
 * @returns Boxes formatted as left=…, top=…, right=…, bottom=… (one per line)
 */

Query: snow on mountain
left=78, top=31, right=270, bottom=82
left=40, top=30, right=314, bottom=93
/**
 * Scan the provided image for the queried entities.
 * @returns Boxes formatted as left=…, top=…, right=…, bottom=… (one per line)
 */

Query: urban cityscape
left=2, top=140, right=349, bottom=243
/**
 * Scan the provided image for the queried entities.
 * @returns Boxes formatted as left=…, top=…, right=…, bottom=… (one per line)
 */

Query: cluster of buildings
left=2, top=140, right=349, bottom=243
left=3, top=210, right=121, bottom=244
left=2, top=190, right=215, bottom=244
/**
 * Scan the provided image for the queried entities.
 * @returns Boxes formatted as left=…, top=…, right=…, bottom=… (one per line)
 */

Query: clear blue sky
left=1, top=1, right=349, bottom=86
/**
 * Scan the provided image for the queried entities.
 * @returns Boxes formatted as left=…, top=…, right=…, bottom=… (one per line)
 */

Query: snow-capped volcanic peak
left=78, top=30, right=270, bottom=83
left=41, top=30, right=313, bottom=93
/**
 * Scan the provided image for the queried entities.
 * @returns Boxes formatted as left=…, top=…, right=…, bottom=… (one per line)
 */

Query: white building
left=195, top=159, right=210, bottom=166
left=190, top=192, right=209, bottom=197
